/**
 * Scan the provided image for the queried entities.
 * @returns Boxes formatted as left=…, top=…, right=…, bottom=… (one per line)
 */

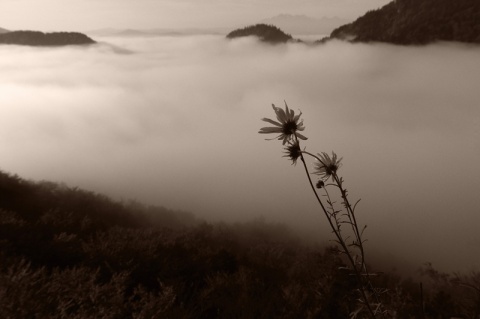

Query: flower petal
left=284, top=102, right=291, bottom=120
left=296, top=120, right=305, bottom=131
left=264, top=134, right=283, bottom=141
left=296, top=132, right=308, bottom=140
left=281, top=136, right=291, bottom=145
left=259, top=127, right=283, bottom=134
left=293, top=111, right=302, bottom=123
left=273, top=104, right=287, bottom=123
left=288, top=107, right=295, bottom=121
left=261, top=118, right=282, bottom=127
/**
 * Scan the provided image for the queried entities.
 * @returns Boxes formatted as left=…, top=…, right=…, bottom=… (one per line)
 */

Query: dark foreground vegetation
left=0, top=31, right=95, bottom=46
left=329, top=0, right=480, bottom=44
left=1, top=169, right=480, bottom=318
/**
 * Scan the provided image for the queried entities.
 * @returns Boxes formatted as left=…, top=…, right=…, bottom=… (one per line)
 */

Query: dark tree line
left=330, top=0, right=480, bottom=44
left=226, top=24, right=294, bottom=44
left=0, top=31, right=95, bottom=46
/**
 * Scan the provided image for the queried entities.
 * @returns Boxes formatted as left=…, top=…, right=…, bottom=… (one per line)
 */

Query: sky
left=1, top=35, right=480, bottom=274
left=0, top=0, right=389, bottom=31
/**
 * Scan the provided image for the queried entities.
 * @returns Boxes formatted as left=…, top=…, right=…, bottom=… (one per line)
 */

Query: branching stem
left=295, top=135, right=377, bottom=318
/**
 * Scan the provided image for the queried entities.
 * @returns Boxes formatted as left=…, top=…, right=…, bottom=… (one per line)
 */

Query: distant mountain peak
left=274, top=14, right=310, bottom=19
left=260, top=14, right=349, bottom=35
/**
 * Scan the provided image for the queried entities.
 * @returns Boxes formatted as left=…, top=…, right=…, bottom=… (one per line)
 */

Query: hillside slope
left=0, top=169, right=478, bottom=317
left=226, top=24, right=294, bottom=44
left=329, top=0, right=480, bottom=44
left=260, top=14, right=348, bottom=35
left=0, top=30, right=96, bottom=46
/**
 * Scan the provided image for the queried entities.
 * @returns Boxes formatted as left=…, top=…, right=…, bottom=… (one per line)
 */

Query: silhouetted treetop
left=0, top=31, right=96, bottom=46
left=328, top=0, right=480, bottom=44
left=226, top=24, right=294, bottom=44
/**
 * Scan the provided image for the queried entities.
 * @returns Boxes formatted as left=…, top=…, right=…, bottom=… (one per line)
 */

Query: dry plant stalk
left=259, top=101, right=387, bottom=318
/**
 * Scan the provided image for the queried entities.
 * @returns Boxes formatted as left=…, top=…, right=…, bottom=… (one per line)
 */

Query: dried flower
left=316, top=180, right=325, bottom=189
left=259, top=102, right=307, bottom=145
left=283, top=140, right=302, bottom=165
left=313, top=152, right=343, bottom=181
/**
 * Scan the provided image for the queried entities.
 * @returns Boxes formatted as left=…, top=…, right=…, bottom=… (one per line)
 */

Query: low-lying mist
left=1, top=35, right=479, bottom=273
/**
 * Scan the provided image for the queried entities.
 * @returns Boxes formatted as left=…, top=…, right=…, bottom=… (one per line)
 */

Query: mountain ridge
left=226, top=24, right=295, bottom=44
left=260, top=14, right=349, bottom=35
left=328, top=0, right=480, bottom=44
left=87, top=27, right=229, bottom=37
left=0, top=30, right=96, bottom=46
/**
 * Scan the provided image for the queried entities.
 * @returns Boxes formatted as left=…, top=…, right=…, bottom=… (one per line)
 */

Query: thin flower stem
left=333, top=173, right=365, bottom=267
left=322, top=187, right=341, bottom=233
left=301, top=150, right=324, bottom=165
left=296, top=143, right=339, bottom=239
left=259, top=103, right=381, bottom=315
left=333, top=173, right=385, bottom=316
left=294, top=135, right=377, bottom=318
left=294, top=137, right=346, bottom=248
left=301, top=150, right=366, bottom=268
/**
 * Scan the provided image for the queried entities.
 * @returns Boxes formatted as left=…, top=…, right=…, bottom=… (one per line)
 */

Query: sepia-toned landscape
left=1, top=0, right=480, bottom=317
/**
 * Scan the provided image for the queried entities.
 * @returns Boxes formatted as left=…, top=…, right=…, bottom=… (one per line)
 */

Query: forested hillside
left=1, top=170, right=479, bottom=318
left=0, top=31, right=95, bottom=46
left=226, top=24, right=294, bottom=44
left=329, top=0, right=480, bottom=44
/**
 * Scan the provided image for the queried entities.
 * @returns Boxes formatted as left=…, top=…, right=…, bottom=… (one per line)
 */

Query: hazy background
left=1, top=34, right=479, bottom=274
left=0, top=0, right=388, bottom=31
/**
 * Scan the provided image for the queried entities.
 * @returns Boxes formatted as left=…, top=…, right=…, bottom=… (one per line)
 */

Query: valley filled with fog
left=0, top=34, right=479, bottom=273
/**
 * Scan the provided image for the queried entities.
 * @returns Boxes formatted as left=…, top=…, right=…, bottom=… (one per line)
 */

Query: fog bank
left=1, top=35, right=479, bottom=273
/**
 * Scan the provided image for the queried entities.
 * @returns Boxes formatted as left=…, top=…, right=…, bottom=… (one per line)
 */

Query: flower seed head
left=313, top=151, right=343, bottom=181
left=283, top=140, right=302, bottom=165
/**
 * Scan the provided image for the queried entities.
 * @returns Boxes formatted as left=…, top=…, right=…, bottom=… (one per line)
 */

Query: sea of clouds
left=1, top=35, right=479, bottom=273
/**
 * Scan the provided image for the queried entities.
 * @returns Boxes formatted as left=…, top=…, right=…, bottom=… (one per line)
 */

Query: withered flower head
left=316, top=180, right=325, bottom=189
left=313, top=152, right=343, bottom=181
left=283, top=140, right=302, bottom=165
